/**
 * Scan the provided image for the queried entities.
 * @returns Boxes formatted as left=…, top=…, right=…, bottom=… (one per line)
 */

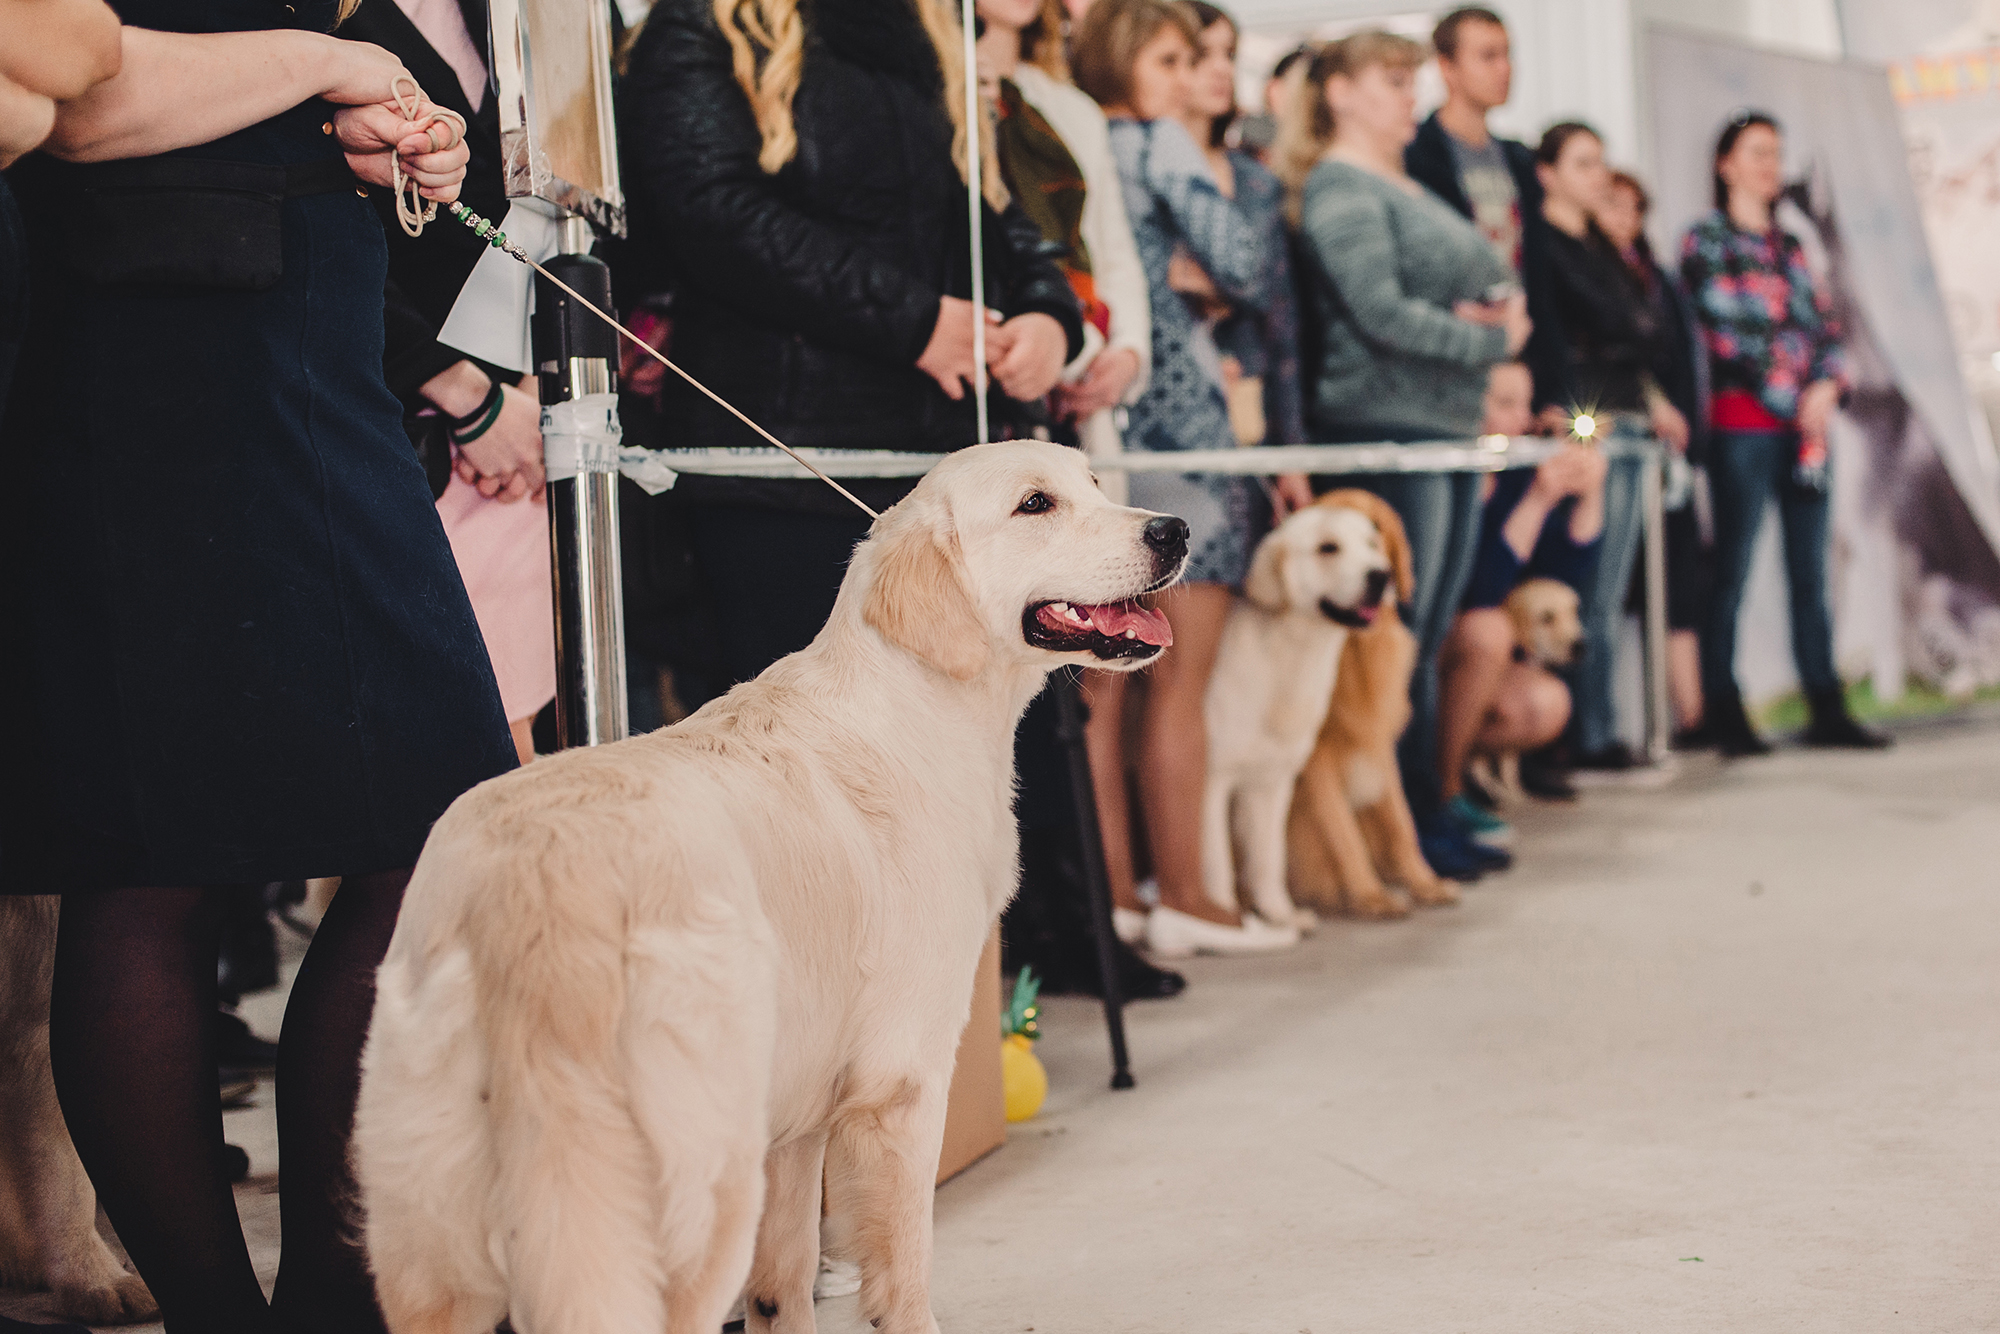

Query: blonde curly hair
left=714, top=0, right=1007, bottom=208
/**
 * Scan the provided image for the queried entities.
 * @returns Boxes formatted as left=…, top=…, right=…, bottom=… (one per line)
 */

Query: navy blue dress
left=0, top=0, right=517, bottom=890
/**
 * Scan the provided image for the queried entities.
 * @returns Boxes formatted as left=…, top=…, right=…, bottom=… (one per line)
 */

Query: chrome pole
left=539, top=213, right=629, bottom=748
left=1640, top=444, right=1671, bottom=763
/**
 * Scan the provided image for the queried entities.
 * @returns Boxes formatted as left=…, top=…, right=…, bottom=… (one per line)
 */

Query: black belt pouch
left=60, top=157, right=355, bottom=291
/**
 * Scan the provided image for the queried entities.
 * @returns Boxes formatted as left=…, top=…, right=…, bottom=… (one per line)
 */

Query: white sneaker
left=1112, top=906, right=1149, bottom=947
left=1144, top=905, right=1300, bottom=959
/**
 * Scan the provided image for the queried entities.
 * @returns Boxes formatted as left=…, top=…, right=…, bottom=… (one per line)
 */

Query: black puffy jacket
left=620, top=0, right=1084, bottom=507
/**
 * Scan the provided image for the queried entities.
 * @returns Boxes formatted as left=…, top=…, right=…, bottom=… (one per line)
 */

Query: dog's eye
left=1318, top=542, right=1341, bottom=555
left=1016, top=491, right=1054, bottom=515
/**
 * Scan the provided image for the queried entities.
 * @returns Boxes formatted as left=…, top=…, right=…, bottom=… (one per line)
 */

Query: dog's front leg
left=1370, top=780, right=1456, bottom=906
left=1237, top=778, right=1302, bottom=928
left=744, top=1133, right=827, bottom=1334
left=825, top=1079, right=949, bottom=1334
left=1298, top=761, right=1406, bottom=920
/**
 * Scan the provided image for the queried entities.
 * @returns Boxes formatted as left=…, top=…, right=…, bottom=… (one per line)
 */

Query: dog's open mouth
left=1024, top=599, right=1173, bottom=660
left=1319, top=597, right=1381, bottom=630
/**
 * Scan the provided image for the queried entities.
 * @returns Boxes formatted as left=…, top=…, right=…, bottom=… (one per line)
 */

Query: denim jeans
left=1571, top=444, right=1647, bottom=753
left=1700, top=429, right=1839, bottom=703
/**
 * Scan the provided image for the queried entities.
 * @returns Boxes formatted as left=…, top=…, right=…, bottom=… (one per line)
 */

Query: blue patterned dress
left=1215, top=151, right=1305, bottom=449
left=1107, top=117, right=1267, bottom=586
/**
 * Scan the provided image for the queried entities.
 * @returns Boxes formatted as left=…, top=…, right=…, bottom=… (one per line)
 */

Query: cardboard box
left=935, top=930, right=1005, bottom=1184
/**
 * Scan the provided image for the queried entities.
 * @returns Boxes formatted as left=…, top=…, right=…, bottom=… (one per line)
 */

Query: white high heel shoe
left=1144, top=905, right=1300, bottom=959
left=1112, top=906, right=1149, bottom=947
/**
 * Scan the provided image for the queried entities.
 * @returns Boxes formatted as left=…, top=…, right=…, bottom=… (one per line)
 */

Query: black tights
left=48, top=869, right=411, bottom=1334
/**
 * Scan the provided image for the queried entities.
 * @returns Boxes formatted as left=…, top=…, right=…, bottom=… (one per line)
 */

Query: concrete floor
left=7, top=716, right=1998, bottom=1332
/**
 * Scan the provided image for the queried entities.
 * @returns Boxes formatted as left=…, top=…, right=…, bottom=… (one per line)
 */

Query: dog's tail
left=479, top=831, right=775, bottom=1333
left=359, top=805, right=777, bottom=1334
left=356, top=925, right=509, bottom=1334
left=469, top=833, right=677, bottom=1334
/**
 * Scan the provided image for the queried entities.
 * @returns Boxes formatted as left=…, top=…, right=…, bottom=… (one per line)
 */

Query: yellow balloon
left=1001, top=1033, right=1047, bottom=1123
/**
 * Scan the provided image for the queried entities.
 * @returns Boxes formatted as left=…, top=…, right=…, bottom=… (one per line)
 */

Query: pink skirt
left=436, top=472, right=556, bottom=723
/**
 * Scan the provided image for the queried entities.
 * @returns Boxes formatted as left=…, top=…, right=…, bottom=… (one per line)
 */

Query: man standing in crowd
left=1405, top=5, right=1571, bottom=422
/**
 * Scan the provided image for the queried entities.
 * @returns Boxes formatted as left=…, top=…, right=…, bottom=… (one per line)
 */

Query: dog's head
left=1242, top=491, right=1401, bottom=629
left=856, top=442, right=1188, bottom=682
left=1504, top=577, right=1585, bottom=668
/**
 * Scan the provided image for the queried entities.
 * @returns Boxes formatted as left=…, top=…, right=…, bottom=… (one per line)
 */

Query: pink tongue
left=1082, top=600, right=1173, bottom=647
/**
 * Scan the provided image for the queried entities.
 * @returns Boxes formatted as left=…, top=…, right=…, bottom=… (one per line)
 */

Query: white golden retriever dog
left=353, top=442, right=1187, bottom=1334
left=1201, top=497, right=1395, bottom=932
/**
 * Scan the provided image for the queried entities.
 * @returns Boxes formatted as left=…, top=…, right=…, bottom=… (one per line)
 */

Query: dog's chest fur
left=1208, top=603, right=1350, bottom=776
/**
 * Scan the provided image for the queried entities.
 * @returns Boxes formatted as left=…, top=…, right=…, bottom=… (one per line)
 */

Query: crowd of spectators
left=0, top=2, right=1898, bottom=1330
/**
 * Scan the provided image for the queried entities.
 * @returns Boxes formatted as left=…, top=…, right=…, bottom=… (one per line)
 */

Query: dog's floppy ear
left=862, top=513, right=990, bottom=682
left=1324, top=489, right=1415, bottom=606
left=1243, top=526, right=1290, bottom=611
left=1377, top=500, right=1415, bottom=606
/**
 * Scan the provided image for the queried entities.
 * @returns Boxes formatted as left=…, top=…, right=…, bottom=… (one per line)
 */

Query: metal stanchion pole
left=537, top=213, right=629, bottom=749
left=1640, top=445, right=1671, bottom=763
left=1051, top=669, right=1135, bottom=1090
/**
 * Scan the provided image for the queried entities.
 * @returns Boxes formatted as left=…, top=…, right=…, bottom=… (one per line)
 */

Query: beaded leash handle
left=447, top=200, right=880, bottom=518
left=390, top=76, right=468, bottom=239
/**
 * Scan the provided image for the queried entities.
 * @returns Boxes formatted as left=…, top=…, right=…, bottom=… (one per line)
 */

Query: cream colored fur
left=1285, top=492, right=1454, bottom=919
left=352, top=443, right=1183, bottom=1334
left=1202, top=497, right=1395, bottom=930
left=0, top=897, right=157, bottom=1323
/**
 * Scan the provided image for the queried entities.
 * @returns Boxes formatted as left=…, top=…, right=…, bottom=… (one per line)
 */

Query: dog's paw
left=53, top=1271, right=159, bottom=1324
left=1406, top=876, right=1460, bottom=907
left=1343, top=890, right=1410, bottom=921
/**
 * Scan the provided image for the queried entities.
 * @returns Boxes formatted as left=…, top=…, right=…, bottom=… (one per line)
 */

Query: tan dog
left=1200, top=496, right=1397, bottom=935
left=1504, top=577, right=1585, bottom=671
left=353, top=443, right=1188, bottom=1334
left=0, top=898, right=158, bottom=1323
left=1284, top=492, right=1454, bottom=919
left=1467, top=578, right=1587, bottom=802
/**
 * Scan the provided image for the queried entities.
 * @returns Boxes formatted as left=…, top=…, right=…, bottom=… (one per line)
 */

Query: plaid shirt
left=1679, top=209, right=1846, bottom=425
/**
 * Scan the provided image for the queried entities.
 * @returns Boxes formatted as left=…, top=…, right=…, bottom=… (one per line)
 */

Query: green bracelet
left=449, top=381, right=506, bottom=446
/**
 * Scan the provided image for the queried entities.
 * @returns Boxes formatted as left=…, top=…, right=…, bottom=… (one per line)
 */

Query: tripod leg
left=1051, top=669, right=1134, bottom=1090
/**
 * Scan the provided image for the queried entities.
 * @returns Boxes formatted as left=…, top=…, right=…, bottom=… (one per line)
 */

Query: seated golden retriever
left=353, top=443, right=1187, bottom=1334
left=1198, top=493, right=1397, bottom=936
left=1284, top=492, right=1454, bottom=920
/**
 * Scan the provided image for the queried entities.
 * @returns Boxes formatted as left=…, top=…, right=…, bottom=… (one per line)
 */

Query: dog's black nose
left=1364, top=568, right=1391, bottom=604
left=1143, top=516, right=1189, bottom=557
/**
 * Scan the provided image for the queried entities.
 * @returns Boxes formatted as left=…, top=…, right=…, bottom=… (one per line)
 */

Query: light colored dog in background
left=1284, top=493, right=1454, bottom=920
left=1199, top=492, right=1397, bottom=935
left=353, top=443, right=1188, bottom=1334
left=1471, top=577, right=1586, bottom=802
left=0, top=898, right=158, bottom=1324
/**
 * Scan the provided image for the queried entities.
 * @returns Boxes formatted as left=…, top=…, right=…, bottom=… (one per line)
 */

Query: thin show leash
left=382, top=79, right=882, bottom=519
left=442, top=199, right=884, bottom=518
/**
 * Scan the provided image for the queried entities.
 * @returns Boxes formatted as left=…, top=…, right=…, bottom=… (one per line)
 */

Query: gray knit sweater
left=1299, top=160, right=1511, bottom=439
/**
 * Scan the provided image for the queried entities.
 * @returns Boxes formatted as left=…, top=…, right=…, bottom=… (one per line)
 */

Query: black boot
left=1709, top=688, right=1773, bottom=758
left=1803, top=687, right=1892, bottom=749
